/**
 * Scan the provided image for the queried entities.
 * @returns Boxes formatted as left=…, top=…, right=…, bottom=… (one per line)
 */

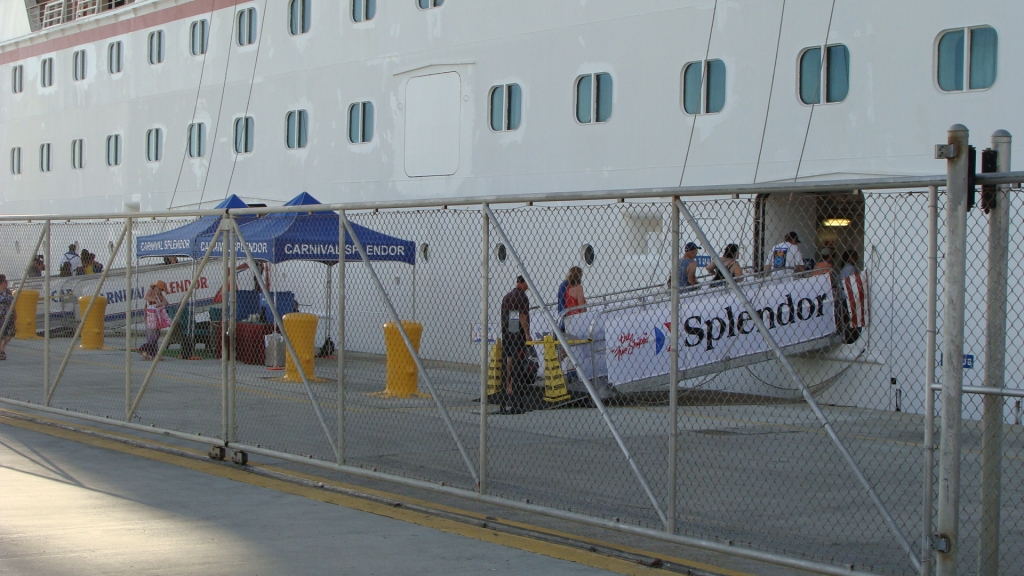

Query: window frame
left=145, top=128, right=163, bottom=162
left=108, top=41, right=124, bottom=74
left=234, top=116, right=255, bottom=154
left=798, top=44, right=850, bottom=105
left=72, top=50, right=87, bottom=82
left=488, top=83, right=522, bottom=132
left=574, top=72, right=612, bottom=125
left=71, top=139, right=85, bottom=169
left=237, top=7, right=258, bottom=47
left=10, top=147, right=22, bottom=175
left=106, top=134, right=122, bottom=167
left=347, top=102, right=374, bottom=144
left=417, top=0, right=443, bottom=9
left=187, top=122, right=206, bottom=158
left=285, top=110, right=309, bottom=149
left=352, top=0, right=375, bottom=22
left=936, top=26, right=998, bottom=93
left=289, top=0, right=311, bottom=34
left=190, top=19, right=209, bottom=56
left=39, top=143, right=52, bottom=172
left=40, top=57, right=54, bottom=88
left=681, top=59, right=726, bottom=115
left=148, top=30, right=165, bottom=65
left=11, top=64, right=23, bottom=94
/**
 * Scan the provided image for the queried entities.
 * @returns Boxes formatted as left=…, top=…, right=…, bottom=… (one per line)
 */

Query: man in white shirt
left=765, top=231, right=805, bottom=274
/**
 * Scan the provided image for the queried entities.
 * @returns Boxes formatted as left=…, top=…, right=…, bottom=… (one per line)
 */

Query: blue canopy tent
left=136, top=194, right=251, bottom=259
left=195, top=192, right=417, bottom=353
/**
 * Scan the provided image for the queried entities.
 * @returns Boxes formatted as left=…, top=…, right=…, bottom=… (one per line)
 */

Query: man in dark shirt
left=499, top=276, right=531, bottom=414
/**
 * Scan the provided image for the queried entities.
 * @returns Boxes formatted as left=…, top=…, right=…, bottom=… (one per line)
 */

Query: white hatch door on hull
left=404, top=72, right=462, bottom=177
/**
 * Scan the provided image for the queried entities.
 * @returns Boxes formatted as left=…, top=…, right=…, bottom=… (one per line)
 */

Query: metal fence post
left=479, top=205, right=490, bottom=494
left=979, top=130, right=1011, bottom=576
left=43, top=220, right=51, bottom=401
left=125, top=216, right=133, bottom=421
left=668, top=198, right=680, bottom=534
left=936, top=124, right=970, bottom=576
left=337, top=212, right=346, bottom=465
left=922, top=184, right=939, bottom=576
left=220, top=221, right=230, bottom=442
left=228, top=225, right=237, bottom=442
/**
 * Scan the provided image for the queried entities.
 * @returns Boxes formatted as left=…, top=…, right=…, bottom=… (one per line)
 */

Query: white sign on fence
left=603, top=275, right=836, bottom=386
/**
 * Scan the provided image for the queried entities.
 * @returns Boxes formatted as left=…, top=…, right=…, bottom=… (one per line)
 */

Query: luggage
left=265, top=333, right=285, bottom=369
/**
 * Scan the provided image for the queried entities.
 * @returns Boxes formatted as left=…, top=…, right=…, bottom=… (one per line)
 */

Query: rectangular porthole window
left=10, top=147, right=21, bottom=175
left=938, top=26, right=997, bottom=92
left=39, top=143, right=52, bottom=172
left=148, top=31, right=165, bottom=65
left=72, top=50, right=87, bottom=81
left=40, top=57, right=54, bottom=88
left=417, top=0, right=443, bottom=8
left=799, top=45, right=849, bottom=105
left=353, top=0, right=375, bottom=22
left=489, top=83, right=521, bottom=131
left=682, top=59, right=726, bottom=114
left=106, top=134, right=122, bottom=166
left=234, top=116, right=255, bottom=153
left=285, top=110, right=308, bottom=149
left=187, top=123, right=206, bottom=158
left=575, top=73, right=612, bottom=124
left=289, top=0, right=311, bottom=34
left=348, top=102, right=374, bottom=143
left=12, top=65, right=23, bottom=93
left=71, top=139, right=85, bottom=169
left=191, top=20, right=209, bottom=56
left=146, top=128, right=163, bottom=162
left=108, top=41, right=123, bottom=74
left=237, top=8, right=258, bottom=46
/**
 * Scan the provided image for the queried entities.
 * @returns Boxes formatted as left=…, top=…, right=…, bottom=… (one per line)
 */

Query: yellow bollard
left=14, top=289, right=41, bottom=340
left=282, top=312, right=319, bottom=383
left=78, top=296, right=108, bottom=350
left=382, top=321, right=423, bottom=398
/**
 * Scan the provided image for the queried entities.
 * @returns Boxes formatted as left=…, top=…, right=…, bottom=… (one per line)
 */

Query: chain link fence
left=0, top=179, right=1021, bottom=575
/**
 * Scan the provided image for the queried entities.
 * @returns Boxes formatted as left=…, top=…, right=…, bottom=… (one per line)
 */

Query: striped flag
left=844, top=271, right=869, bottom=328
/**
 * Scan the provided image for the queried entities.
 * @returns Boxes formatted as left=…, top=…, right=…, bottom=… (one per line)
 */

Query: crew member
left=765, top=231, right=805, bottom=274
left=499, top=276, right=531, bottom=415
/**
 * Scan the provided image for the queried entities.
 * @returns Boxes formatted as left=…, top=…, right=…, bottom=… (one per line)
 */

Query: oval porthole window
left=420, top=242, right=429, bottom=262
left=496, top=244, right=507, bottom=262
left=582, top=244, right=595, bottom=266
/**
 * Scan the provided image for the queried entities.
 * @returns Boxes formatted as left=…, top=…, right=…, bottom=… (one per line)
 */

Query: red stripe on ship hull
left=0, top=0, right=239, bottom=65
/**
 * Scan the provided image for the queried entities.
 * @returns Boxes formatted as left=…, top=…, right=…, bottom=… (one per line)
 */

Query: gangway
left=544, top=269, right=868, bottom=400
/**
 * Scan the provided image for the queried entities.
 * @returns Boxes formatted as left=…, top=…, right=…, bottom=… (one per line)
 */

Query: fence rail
left=1, top=140, right=1021, bottom=576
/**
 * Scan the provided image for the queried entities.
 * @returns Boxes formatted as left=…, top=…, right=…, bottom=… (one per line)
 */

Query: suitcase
left=265, top=333, right=285, bottom=369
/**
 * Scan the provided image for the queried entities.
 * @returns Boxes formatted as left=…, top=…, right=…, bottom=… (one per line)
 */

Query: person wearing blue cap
left=766, top=231, right=805, bottom=274
left=677, top=242, right=700, bottom=289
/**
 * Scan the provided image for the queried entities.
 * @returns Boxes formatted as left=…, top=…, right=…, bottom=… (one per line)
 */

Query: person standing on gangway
left=765, top=231, right=805, bottom=274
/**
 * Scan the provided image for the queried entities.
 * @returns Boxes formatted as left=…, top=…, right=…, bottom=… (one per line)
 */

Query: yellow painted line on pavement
left=0, top=410, right=747, bottom=576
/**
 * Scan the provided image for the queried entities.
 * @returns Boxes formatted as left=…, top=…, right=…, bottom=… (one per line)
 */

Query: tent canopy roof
left=136, top=195, right=250, bottom=258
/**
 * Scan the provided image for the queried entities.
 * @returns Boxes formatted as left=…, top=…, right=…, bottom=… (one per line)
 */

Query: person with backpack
left=707, top=243, right=743, bottom=287
left=59, top=245, right=82, bottom=277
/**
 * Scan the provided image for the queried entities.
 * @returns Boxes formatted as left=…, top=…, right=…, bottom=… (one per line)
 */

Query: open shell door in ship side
left=404, top=72, right=462, bottom=177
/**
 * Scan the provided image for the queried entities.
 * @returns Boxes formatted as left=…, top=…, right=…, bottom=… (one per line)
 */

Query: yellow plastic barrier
left=526, top=335, right=592, bottom=405
left=14, top=289, right=41, bottom=340
left=78, top=296, right=107, bottom=350
left=382, top=321, right=423, bottom=398
left=486, top=339, right=502, bottom=397
left=283, top=312, right=318, bottom=382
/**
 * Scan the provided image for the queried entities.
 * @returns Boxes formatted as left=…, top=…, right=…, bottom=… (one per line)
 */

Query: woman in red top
left=564, top=266, right=586, bottom=316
